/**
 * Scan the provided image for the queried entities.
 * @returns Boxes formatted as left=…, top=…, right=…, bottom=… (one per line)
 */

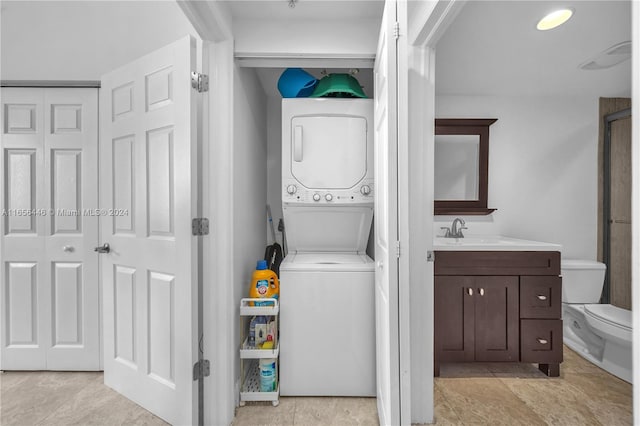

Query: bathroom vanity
left=433, top=236, right=563, bottom=377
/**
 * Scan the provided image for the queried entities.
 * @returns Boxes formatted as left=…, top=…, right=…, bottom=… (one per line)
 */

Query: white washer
left=280, top=98, right=375, bottom=396
left=279, top=252, right=375, bottom=396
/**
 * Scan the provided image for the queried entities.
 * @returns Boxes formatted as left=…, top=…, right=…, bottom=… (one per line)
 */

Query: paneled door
left=374, top=1, right=401, bottom=424
left=0, top=87, right=99, bottom=370
left=99, top=35, right=198, bottom=425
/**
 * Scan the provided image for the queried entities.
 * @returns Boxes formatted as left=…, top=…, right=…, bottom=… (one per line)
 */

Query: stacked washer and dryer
left=279, top=98, right=376, bottom=396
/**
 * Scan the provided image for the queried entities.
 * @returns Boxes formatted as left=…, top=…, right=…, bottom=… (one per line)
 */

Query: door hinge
left=191, top=72, right=209, bottom=93
left=393, top=22, right=400, bottom=40
left=193, top=359, right=210, bottom=380
left=192, top=218, right=209, bottom=236
left=427, top=251, right=435, bottom=262
left=396, top=240, right=401, bottom=258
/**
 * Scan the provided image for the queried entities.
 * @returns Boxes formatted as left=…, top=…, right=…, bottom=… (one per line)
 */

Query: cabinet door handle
left=467, top=288, right=473, bottom=296
left=478, top=288, right=485, bottom=296
left=537, top=338, right=548, bottom=345
left=537, top=295, right=547, bottom=301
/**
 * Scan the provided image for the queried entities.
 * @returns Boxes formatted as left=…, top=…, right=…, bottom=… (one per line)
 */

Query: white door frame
left=176, top=2, right=236, bottom=425
left=202, top=38, right=236, bottom=426
left=397, top=0, right=465, bottom=423
left=631, top=0, right=639, bottom=419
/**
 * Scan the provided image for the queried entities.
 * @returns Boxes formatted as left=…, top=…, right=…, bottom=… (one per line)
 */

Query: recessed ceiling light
left=537, top=9, right=573, bottom=31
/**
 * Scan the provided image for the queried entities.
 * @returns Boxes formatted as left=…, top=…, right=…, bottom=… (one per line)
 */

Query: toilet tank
left=561, top=259, right=606, bottom=303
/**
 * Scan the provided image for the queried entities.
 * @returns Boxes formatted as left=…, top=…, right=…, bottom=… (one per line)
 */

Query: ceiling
left=5, top=0, right=624, bottom=98
left=435, top=1, right=632, bottom=96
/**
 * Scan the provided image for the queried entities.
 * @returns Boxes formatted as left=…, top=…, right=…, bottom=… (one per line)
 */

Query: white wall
left=1, top=1, right=198, bottom=80
left=232, top=65, right=268, bottom=390
left=233, top=18, right=380, bottom=59
left=436, top=95, right=600, bottom=260
left=265, top=96, right=284, bottom=246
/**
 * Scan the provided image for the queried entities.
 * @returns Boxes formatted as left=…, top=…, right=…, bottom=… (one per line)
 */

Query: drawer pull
left=479, top=288, right=485, bottom=296
left=467, top=288, right=473, bottom=296
left=537, top=295, right=547, bottom=301
left=537, top=338, right=548, bottom=345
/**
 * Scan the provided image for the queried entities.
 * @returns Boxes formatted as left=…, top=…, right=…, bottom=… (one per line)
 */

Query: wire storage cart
left=239, top=298, right=279, bottom=406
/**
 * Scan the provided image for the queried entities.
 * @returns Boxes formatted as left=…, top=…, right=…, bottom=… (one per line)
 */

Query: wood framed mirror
left=434, top=118, right=497, bottom=215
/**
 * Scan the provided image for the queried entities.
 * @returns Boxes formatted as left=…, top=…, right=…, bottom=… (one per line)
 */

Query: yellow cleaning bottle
left=249, top=260, right=279, bottom=306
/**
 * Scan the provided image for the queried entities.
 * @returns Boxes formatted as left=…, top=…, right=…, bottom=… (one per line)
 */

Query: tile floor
left=0, top=371, right=167, bottom=425
left=232, top=345, right=633, bottom=425
left=0, top=345, right=633, bottom=425
left=433, top=345, right=632, bottom=425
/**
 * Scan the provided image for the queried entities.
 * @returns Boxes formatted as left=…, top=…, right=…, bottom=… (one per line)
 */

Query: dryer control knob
left=313, top=193, right=321, bottom=202
left=286, top=185, right=297, bottom=195
left=325, top=193, right=333, bottom=201
left=361, top=185, right=371, bottom=195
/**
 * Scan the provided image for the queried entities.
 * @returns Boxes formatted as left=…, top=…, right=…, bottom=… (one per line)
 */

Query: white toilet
left=562, top=259, right=633, bottom=383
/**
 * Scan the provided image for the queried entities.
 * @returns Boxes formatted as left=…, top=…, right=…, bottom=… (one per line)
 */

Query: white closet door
left=0, top=87, right=99, bottom=371
left=100, top=35, right=198, bottom=425
left=374, top=0, right=401, bottom=425
left=1, top=88, right=47, bottom=369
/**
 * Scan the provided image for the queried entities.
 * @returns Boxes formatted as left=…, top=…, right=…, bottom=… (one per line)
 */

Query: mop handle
left=266, top=205, right=277, bottom=243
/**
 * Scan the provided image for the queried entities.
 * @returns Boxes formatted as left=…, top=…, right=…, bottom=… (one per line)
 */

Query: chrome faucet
left=441, top=218, right=467, bottom=238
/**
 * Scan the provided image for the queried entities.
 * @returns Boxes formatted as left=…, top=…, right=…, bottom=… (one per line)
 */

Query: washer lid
left=286, top=252, right=373, bottom=264
left=583, top=304, right=632, bottom=331
left=281, top=252, right=374, bottom=272
left=283, top=205, right=373, bottom=253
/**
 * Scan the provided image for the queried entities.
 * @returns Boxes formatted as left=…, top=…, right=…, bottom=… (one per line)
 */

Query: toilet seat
left=583, top=304, right=632, bottom=331
left=583, top=304, right=632, bottom=346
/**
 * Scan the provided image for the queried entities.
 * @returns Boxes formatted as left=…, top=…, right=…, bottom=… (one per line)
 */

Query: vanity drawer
left=520, top=319, right=563, bottom=363
left=435, top=251, right=561, bottom=276
left=520, top=276, right=562, bottom=319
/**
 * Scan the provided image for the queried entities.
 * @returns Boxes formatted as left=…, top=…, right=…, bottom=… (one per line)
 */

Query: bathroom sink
left=433, top=235, right=561, bottom=251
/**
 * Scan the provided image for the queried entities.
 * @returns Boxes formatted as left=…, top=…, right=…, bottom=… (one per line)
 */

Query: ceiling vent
left=579, top=41, right=632, bottom=70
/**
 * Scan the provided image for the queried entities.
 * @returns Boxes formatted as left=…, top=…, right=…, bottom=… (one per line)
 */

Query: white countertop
left=433, top=235, right=562, bottom=251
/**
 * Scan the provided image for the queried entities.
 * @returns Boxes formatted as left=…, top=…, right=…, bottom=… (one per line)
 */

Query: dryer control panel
left=282, top=181, right=374, bottom=205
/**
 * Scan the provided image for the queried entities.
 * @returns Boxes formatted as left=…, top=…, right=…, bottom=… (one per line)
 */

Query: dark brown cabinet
left=434, top=276, right=474, bottom=362
left=474, top=277, right=520, bottom=362
left=435, top=276, right=519, bottom=365
left=434, top=251, right=563, bottom=377
left=519, top=276, right=563, bottom=376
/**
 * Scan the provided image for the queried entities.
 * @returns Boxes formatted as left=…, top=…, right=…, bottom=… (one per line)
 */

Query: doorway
left=599, top=98, right=632, bottom=308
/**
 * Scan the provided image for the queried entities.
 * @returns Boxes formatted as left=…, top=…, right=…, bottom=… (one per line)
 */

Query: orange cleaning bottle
left=249, top=260, right=279, bottom=306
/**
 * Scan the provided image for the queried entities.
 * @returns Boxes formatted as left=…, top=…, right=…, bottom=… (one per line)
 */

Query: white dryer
left=282, top=98, right=374, bottom=205
left=279, top=98, right=375, bottom=396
